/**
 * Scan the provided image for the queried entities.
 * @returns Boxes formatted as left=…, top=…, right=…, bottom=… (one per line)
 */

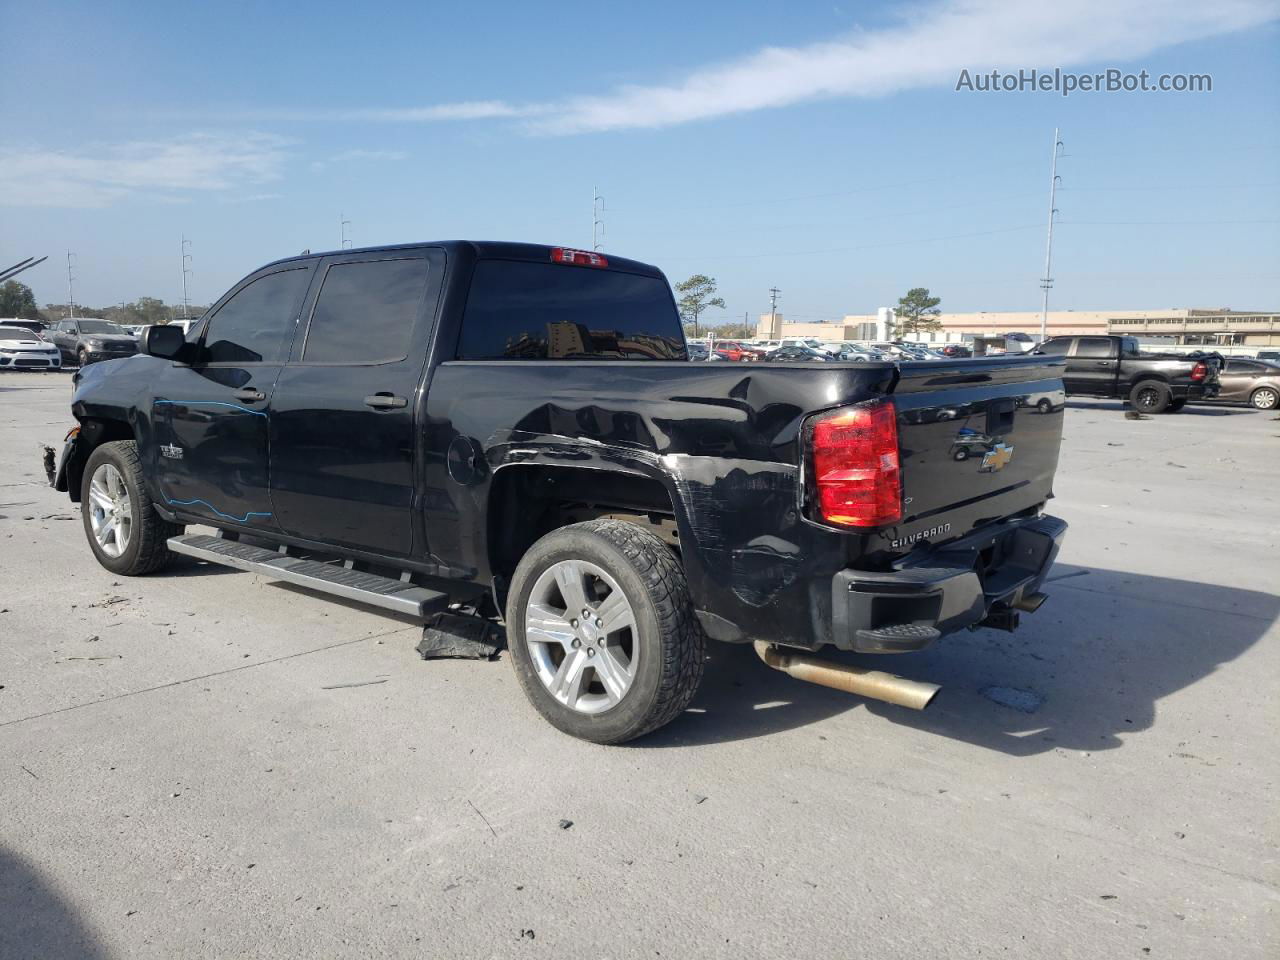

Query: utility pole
left=181, top=235, right=193, bottom=319
left=769, top=287, right=781, bottom=339
left=340, top=213, right=352, bottom=250
left=592, top=187, right=605, bottom=251
left=66, top=251, right=76, bottom=318
left=1039, top=128, right=1064, bottom=343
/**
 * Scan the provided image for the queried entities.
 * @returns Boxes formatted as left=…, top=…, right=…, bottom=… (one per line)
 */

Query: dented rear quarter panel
left=423, top=355, right=1064, bottom=648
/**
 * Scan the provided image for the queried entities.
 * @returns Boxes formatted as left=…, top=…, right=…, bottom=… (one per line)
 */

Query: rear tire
left=81, top=440, right=181, bottom=575
left=1250, top=386, right=1279, bottom=410
left=506, top=519, right=705, bottom=744
left=1129, top=380, right=1171, bottom=414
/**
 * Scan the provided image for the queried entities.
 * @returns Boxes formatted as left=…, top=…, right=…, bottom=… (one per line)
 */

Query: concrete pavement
left=2, top=372, right=1276, bottom=958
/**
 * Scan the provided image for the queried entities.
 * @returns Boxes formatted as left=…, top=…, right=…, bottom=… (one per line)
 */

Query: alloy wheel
left=1252, top=388, right=1278, bottom=410
left=1135, top=387, right=1160, bottom=411
left=524, top=559, right=638, bottom=715
left=87, top=463, right=132, bottom=558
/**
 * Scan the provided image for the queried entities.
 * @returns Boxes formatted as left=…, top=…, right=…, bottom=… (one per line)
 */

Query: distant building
left=757, top=307, right=1279, bottom=356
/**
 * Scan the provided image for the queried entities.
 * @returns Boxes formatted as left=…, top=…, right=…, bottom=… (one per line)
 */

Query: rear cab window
left=457, top=259, right=686, bottom=360
left=1074, top=337, right=1115, bottom=359
left=302, top=257, right=430, bottom=364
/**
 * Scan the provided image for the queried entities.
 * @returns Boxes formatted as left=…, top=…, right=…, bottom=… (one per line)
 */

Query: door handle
left=364, top=393, right=408, bottom=409
left=233, top=388, right=265, bottom=402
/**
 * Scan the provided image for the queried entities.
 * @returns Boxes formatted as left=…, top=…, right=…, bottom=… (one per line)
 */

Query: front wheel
left=506, top=519, right=705, bottom=744
left=81, top=440, right=181, bottom=575
left=1250, top=386, right=1279, bottom=410
left=1129, top=380, right=1171, bottom=414
left=77, top=347, right=89, bottom=368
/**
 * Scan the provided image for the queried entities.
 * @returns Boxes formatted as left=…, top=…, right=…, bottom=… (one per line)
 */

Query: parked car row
left=689, top=337, right=958, bottom=363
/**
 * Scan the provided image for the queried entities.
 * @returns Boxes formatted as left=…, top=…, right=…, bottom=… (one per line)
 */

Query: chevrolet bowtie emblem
left=981, top=442, right=1014, bottom=472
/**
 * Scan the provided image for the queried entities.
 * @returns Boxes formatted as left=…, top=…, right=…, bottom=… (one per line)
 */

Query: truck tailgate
left=884, top=356, right=1065, bottom=555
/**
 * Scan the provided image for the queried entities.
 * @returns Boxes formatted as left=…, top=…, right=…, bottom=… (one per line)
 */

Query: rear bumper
left=1174, top=382, right=1218, bottom=400
left=831, top=514, right=1068, bottom=653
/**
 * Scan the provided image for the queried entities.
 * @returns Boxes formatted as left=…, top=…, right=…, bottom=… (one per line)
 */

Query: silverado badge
left=980, top=442, right=1014, bottom=472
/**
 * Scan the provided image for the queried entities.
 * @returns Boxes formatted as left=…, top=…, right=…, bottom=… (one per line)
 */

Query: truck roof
left=258, top=241, right=665, bottom=279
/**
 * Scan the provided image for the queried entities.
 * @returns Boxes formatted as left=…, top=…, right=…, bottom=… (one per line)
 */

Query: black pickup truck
left=1036, top=334, right=1220, bottom=413
left=50, top=241, right=1068, bottom=743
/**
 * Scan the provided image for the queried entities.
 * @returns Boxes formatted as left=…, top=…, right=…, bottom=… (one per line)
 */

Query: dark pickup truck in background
left=1036, top=334, right=1220, bottom=413
left=50, top=240, right=1068, bottom=743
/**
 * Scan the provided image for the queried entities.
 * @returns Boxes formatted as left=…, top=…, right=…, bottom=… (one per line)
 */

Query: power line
left=660, top=223, right=1042, bottom=262
left=1057, top=218, right=1279, bottom=226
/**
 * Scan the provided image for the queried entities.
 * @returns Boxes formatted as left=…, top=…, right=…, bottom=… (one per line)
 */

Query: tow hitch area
left=753, top=641, right=940, bottom=710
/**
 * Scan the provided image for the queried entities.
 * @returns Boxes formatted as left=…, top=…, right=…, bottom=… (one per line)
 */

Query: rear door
left=1070, top=336, right=1119, bottom=395
left=268, top=248, right=442, bottom=557
left=1220, top=359, right=1262, bottom=402
left=150, top=262, right=314, bottom=529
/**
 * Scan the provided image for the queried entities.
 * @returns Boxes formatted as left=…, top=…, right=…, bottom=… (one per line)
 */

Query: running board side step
left=167, top=534, right=450, bottom=617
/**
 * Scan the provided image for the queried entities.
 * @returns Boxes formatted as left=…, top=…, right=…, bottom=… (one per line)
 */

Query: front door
left=51, top=320, right=77, bottom=361
left=151, top=263, right=314, bottom=529
left=268, top=249, right=441, bottom=557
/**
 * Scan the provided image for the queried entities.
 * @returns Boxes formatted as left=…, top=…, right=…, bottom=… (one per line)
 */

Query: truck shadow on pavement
left=0, top=847, right=108, bottom=960
left=645, top=565, right=1276, bottom=752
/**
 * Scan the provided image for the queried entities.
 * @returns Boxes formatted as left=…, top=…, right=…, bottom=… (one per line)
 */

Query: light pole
left=1039, top=128, right=1064, bottom=343
left=181, top=235, right=193, bottom=319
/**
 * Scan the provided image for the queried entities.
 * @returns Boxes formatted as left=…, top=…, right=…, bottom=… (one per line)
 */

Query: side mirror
left=141, top=324, right=187, bottom=360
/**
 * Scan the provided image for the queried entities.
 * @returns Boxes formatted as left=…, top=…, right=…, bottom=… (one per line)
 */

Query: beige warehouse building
left=756, top=308, right=1280, bottom=356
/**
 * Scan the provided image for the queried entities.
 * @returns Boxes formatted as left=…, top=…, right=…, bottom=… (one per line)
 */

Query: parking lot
left=1, top=372, right=1276, bottom=958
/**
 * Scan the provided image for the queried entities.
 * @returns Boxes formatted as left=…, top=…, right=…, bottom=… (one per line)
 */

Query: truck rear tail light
left=808, top=399, right=902, bottom=529
left=551, top=248, right=609, bottom=268
left=1190, top=362, right=1207, bottom=382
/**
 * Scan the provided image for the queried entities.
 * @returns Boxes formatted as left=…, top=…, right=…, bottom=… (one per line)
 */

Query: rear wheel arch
left=485, top=463, right=682, bottom=609
left=1124, top=372, right=1169, bottom=393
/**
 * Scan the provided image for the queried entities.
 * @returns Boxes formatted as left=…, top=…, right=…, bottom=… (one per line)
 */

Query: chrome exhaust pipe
left=753, top=641, right=940, bottom=710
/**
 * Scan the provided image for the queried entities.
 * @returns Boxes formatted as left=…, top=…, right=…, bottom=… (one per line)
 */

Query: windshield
left=0, top=326, right=40, bottom=339
left=78, top=320, right=127, bottom=335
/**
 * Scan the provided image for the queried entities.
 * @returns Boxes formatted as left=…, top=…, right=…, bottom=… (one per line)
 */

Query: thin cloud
left=0, top=133, right=290, bottom=208
left=310, top=148, right=409, bottom=172
left=300, top=0, right=1277, bottom=134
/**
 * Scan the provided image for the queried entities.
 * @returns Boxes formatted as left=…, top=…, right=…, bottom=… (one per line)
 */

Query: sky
left=2, top=0, right=1278, bottom=324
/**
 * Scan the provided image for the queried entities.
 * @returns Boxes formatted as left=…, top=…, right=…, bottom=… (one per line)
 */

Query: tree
left=895, top=287, right=942, bottom=336
left=131, top=297, right=172, bottom=325
left=0, top=281, right=41, bottom=320
left=674, top=275, right=726, bottom=337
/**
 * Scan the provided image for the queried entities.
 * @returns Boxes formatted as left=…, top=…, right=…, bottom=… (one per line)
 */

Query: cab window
left=1074, top=338, right=1114, bottom=359
left=201, top=267, right=312, bottom=364
left=1038, top=338, right=1071, bottom=356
